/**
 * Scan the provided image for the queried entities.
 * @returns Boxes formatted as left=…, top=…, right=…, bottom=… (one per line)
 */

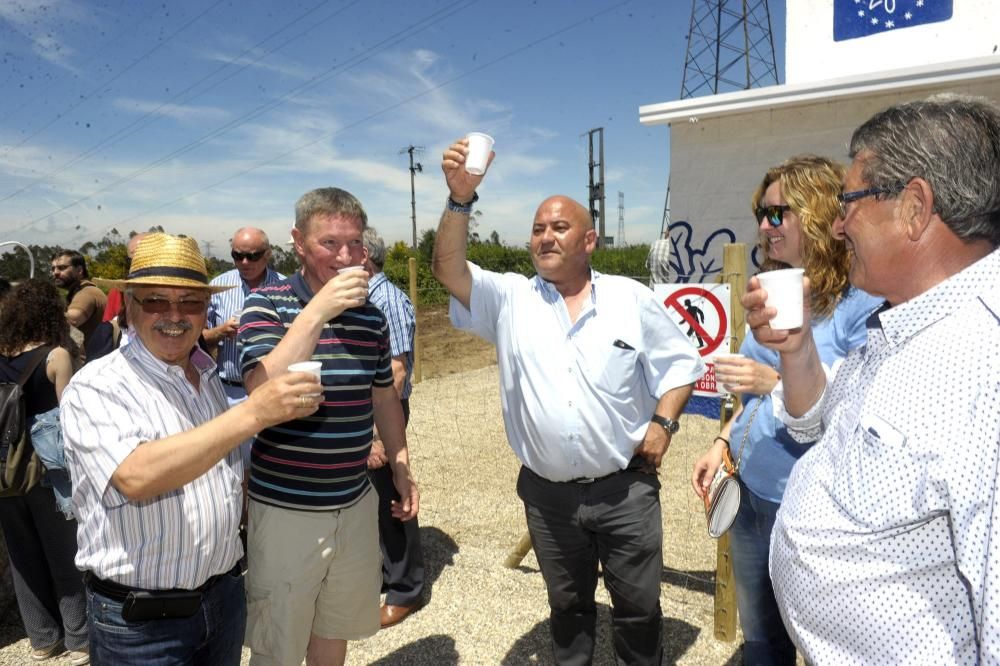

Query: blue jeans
left=729, top=481, right=796, bottom=666
left=29, top=408, right=74, bottom=519
left=87, top=568, right=246, bottom=666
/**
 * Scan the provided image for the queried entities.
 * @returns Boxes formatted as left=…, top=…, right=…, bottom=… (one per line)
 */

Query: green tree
left=0, top=244, right=66, bottom=281
left=271, top=246, right=300, bottom=276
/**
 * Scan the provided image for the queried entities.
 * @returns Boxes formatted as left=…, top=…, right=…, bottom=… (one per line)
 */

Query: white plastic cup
left=288, top=361, right=323, bottom=398
left=465, top=132, right=494, bottom=176
left=710, top=352, right=745, bottom=364
left=337, top=265, right=368, bottom=303
left=288, top=361, right=322, bottom=380
left=756, top=268, right=805, bottom=330
left=711, top=353, right=745, bottom=393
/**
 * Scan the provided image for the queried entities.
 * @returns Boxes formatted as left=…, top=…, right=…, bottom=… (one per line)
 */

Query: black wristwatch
left=446, top=192, right=479, bottom=214
left=650, top=414, right=680, bottom=435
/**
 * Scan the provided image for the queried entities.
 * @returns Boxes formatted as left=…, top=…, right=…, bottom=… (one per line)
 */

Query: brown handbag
left=704, top=398, right=763, bottom=538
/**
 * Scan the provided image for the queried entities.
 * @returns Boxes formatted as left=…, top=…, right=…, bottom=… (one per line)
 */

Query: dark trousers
left=0, top=485, right=88, bottom=651
left=371, top=399, right=424, bottom=606
left=517, top=465, right=664, bottom=666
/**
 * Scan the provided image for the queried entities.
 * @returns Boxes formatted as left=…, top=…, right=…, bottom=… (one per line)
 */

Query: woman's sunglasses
left=754, top=204, right=790, bottom=227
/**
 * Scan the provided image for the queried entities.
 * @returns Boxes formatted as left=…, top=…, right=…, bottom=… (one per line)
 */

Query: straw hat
left=94, top=233, right=234, bottom=293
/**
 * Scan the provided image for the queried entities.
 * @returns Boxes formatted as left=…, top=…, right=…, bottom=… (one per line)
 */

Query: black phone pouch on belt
left=121, top=590, right=202, bottom=622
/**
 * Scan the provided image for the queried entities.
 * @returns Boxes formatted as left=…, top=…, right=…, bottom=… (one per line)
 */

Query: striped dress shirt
left=367, top=272, right=415, bottom=400
left=61, top=338, right=245, bottom=589
left=239, top=271, right=394, bottom=511
left=206, top=267, right=285, bottom=383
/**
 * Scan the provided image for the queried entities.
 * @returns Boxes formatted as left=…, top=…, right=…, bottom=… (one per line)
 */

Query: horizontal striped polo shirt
left=239, top=271, right=393, bottom=511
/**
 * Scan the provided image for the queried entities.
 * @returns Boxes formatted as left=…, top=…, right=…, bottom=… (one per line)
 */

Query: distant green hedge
left=383, top=243, right=651, bottom=305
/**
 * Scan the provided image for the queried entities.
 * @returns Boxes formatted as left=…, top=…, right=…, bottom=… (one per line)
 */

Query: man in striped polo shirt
left=361, top=227, right=424, bottom=628
left=239, top=187, right=419, bottom=666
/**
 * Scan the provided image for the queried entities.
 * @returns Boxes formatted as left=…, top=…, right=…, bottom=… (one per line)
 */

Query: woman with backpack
left=0, top=278, right=88, bottom=664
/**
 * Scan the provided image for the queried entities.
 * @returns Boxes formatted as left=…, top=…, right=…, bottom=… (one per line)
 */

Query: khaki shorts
left=245, top=490, right=380, bottom=665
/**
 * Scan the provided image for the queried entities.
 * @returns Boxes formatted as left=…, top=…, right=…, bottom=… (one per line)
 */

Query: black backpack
left=84, top=319, right=120, bottom=364
left=0, top=346, right=52, bottom=497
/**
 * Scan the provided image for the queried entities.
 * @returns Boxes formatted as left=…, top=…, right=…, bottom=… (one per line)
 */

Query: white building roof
left=639, top=56, right=1000, bottom=126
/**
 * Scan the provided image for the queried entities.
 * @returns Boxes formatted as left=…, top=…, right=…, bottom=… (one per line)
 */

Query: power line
left=112, top=0, right=633, bottom=230
left=25, top=0, right=481, bottom=225
left=0, top=3, right=162, bottom=125
left=1, top=0, right=353, bottom=204
left=0, top=0, right=228, bottom=160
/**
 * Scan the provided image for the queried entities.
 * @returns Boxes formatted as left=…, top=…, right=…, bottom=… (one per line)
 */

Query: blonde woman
left=692, top=156, right=881, bottom=665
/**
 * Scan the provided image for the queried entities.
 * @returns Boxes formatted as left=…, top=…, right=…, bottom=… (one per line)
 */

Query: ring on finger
left=299, top=395, right=307, bottom=408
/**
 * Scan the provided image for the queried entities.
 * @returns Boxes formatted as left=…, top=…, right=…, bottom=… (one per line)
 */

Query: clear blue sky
left=0, top=0, right=785, bottom=257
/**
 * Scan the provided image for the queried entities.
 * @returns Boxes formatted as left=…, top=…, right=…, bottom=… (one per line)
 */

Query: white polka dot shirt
left=770, top=249, right=1000, bottom=665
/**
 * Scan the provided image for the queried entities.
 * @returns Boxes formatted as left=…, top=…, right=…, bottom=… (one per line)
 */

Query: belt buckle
left=574, top=477, right=596, bottom=484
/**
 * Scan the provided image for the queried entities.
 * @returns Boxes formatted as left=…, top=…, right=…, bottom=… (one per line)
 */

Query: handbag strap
left=13, top=345, right=53, bottom=389
left=732, top=395, right=764, bottom=472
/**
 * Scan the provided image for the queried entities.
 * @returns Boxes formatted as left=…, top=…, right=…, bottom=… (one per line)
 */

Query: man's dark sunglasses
left=754, top=204, right=790, bottom=227
left=836, top=186, right=901, bottom=218
left=231, top=249, right=267, bottom=262
left=132, top=296, right=208, bottom=315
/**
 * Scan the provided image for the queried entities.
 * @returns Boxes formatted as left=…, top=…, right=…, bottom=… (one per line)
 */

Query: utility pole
left=660, top=178, right=671, bottom=236
left=617, top=191, right=625, bottom=247
left=586, top=127, right=606, bottom=248
left=399, top=145, right=424, bottom=248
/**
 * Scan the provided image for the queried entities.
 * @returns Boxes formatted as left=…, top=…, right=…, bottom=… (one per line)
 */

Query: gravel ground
left=0, top=365, right=741, bottom=665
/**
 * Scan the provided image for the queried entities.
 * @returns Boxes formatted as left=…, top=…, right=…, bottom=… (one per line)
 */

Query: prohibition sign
left=663, top=286, right=728, bottom=356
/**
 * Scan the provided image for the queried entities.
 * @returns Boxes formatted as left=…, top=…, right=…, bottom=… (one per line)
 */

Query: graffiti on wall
left=667, top=220, right=762, bottom=283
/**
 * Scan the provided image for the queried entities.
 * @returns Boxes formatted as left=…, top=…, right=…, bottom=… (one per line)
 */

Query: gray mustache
left=153, top=320, right=193, bottom=334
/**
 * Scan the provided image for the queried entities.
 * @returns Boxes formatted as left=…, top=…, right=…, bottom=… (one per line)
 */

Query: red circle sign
left=663, top=287, right=728, bottom=356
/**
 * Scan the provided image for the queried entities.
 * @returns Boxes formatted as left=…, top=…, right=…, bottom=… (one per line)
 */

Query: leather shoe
left=380, top=603, right=418, bottom=628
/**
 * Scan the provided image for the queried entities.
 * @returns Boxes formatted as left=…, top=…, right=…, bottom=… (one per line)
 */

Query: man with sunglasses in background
left=204, top=228, right=285, bottom=412
left=744, top=95, right=1000, bottom=663
left=62, top=233, right=322, bottom=664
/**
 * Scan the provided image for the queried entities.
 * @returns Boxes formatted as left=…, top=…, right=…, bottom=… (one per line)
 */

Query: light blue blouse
left=732, top=287, right=883, bottom=503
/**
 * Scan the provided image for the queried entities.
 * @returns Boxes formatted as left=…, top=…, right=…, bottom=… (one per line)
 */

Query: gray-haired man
left=745, top=94, right=1000, bottom=664
left=361, top=227, right=424, bottom=628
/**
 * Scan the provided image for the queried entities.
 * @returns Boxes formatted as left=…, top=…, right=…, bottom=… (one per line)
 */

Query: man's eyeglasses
left=132, top=296, right=207, bottom=315
left=836, top=187, right=901, bottom=219
left=754, top=204, right=791, bottom=227
left=231, top=249, right=267, bottom=262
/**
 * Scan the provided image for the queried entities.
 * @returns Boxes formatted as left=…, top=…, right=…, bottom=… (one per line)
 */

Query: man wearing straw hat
left=238, top=187, right=418, bottom=666
left=61, top=233, right=323, bottom=665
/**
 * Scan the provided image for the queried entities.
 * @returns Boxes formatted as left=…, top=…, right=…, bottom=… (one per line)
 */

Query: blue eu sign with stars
left=834, top=0, right=953, bottom=41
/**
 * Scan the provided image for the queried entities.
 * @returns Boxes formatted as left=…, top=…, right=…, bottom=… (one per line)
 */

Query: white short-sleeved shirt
left=450, top=264, right=704, bottom=481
